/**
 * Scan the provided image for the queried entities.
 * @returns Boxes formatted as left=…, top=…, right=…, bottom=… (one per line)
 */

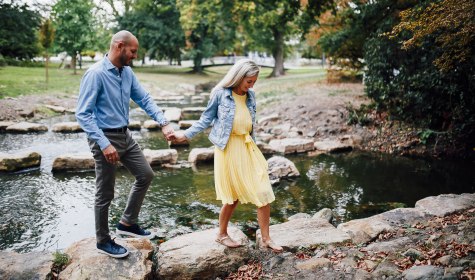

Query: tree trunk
left=270, top=29, right=285, bottom=77
left=71, top=54, right=77, bottom=75
left=44, top=52, right=49, bottom=86
left=193, top=53, right=203, bottom=73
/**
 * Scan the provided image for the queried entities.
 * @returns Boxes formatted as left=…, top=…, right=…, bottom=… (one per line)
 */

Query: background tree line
left=0, top=0, right=473, bottom=156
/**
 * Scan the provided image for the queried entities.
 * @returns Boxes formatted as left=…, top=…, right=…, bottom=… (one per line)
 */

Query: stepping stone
left=52, top=153, right=95, bottom=172
left=164, top=108, right=182, bottom=122
left=182, top=107, right=206, bottom=114
left=52, top=122, right=83, bottom=133
left=268, top=138, right=315, bottom=154
left=6, top=122, right=48, bottom=133
left=0, top=151, right=41, bottom=172
left=143, top=149, right=178, bottom=166
left=188, top=147, right=214, bottom=164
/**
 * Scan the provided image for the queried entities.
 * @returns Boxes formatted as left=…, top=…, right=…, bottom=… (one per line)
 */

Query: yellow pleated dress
left=214, top=91, right=275, bottom=207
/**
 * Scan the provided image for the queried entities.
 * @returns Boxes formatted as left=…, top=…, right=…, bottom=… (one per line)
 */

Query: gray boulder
left=268, top=138, right=315, bottom=154
left=188, top=147, right=214, bottom=164
left=256, top=218, right=351, bottom=251
left=59, top=238, right=154, bottom=280
left=0, top=251, right=52, bottom=280
left=314, top=139, right=353, bottom=153
left=401, top=265, right=444, bottom=280
left=0, top=151, right=41, bottom=172
left=156, top=227, right=250, bottom=280
left=415, top=193, right=475, bottom=217
left=143, top=149, right=178, bottom=166
left=52, top=122, right=83, bottom=133
left=6, top=122, right=48, bottom=133
left=267, top=156, right=300, bottom=185
left=52, top=153, right=95, bottom=172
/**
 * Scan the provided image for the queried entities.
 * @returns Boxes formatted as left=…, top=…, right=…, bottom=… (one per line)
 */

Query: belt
left=230, top=133, right=253, bottom=143
left=102, top=126, right=128, bottom=133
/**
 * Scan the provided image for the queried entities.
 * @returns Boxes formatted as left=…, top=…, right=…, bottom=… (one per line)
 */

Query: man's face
left=118, top=38, right=138, bottom=67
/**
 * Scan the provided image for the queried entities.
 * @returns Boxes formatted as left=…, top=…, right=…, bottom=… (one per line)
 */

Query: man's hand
left=103, top=144, right=119, bottom=164
left=161, top=124, right=175, bottom=141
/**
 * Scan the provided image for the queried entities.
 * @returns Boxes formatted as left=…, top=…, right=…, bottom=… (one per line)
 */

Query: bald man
left=76, top=30, right=174, bottom=258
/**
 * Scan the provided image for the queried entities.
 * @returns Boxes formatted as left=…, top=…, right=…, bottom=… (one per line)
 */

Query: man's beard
left=119, top=50, right=129, bottom=66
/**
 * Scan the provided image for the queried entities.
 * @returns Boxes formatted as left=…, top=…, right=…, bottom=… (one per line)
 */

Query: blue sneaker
left=96, top=238, right=129, bottom=258
left=116, top=223, right=155, bottom=239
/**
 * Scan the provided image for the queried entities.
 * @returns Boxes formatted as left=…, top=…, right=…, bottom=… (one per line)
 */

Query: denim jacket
left=184, top=87, right=257, bottom=150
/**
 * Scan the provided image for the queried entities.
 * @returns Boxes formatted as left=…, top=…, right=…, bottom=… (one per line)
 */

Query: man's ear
left=116, top=41, right=124, bottom=50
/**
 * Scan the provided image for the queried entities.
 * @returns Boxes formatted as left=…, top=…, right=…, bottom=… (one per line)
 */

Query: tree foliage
left=240, top=0, right=333, bottom=77
left=118, top=0, right=184, bottom=65
left=390, top=0, right=475, bottom=72
left=320, top=0, right=474, bottom=156
left=177, top=0, right=237, bottom=72
left=0, top=3, right=41, bottom=60
left=52, top=0, right=96, bottom=74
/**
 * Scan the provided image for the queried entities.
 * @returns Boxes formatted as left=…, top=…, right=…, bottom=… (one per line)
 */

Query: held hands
left=161, top=124, right=175, bottom=141
left=169, top=130, right=188, bottom=143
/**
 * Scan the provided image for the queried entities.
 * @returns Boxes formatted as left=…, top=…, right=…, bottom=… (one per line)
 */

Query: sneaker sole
left=97, top=248, right=129, bottom=258
left=116, top=229, right=155, bottom=239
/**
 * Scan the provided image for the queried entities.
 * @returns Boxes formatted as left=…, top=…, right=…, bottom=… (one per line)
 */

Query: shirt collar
left=104, top=54, right=123, bottom=73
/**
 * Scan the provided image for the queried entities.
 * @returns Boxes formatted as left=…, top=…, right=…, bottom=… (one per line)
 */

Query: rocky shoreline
left=0, top=193, right=473, bottom=279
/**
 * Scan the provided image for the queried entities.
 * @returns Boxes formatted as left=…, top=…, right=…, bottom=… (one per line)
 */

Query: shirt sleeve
left=184, top=91, right=219, bottom=139
left=75, top=70, right=111, bottom=150
left=129, top=72, right=168, bottom=126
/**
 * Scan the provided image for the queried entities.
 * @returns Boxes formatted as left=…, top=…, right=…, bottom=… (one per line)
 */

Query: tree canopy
left=52, top=0, right=97, bottom=74
left=240, top=0, right=333, bottom=77
left=0, top=3, right=41, bottom=59
left=177, top=0, right=237, bottom=72
left=118, top=0, right=185, bottom=65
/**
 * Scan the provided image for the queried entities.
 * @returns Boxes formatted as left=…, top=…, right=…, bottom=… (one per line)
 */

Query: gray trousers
left=88, top=130, right=154, bottom=244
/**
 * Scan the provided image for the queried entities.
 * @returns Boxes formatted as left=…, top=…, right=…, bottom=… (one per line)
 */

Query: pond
left=0, top=99, right=474, bottom=253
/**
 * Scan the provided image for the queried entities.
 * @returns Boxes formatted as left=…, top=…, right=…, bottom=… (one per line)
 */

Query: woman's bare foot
left=215, top=235, right=241, bottom=248
left=261, top=238, right=283, bottom=253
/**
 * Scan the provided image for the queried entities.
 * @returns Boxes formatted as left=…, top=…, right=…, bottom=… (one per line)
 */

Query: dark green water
left=0, top=104, right=474, bottom=252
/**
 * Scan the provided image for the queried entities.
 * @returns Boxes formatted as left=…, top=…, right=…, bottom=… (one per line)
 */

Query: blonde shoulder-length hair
left=211, top=59, right=260, bottom=96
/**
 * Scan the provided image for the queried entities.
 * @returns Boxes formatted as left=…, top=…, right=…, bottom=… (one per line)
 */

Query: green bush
left=0, top=55, right=6, bottom=66
left=364, top=25, right=475, bottom=155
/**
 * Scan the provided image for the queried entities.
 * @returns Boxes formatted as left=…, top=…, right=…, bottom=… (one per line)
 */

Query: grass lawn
left=0, top=65, right=85, bottom=98
left=0, top=63, right=326, bottom=101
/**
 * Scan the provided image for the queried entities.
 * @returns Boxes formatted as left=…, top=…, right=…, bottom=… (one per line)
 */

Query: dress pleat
left=214, top=92, right=275, bottom=207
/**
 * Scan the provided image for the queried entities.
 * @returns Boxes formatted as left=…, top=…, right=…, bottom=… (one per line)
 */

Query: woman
left=172, top=59, right=282, bottom=252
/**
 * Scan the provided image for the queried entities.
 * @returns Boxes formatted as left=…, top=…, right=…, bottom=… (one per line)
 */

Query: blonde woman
left=172, top=59, right=282, bottom=252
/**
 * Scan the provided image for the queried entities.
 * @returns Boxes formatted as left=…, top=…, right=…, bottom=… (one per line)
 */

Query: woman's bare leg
left=257, top=204, right=283, bottom=252
left=216, top=200, right=240, bottom=247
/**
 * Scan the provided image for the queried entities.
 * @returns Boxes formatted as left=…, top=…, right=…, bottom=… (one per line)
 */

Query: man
left=76, top=30, right=174, bottom=258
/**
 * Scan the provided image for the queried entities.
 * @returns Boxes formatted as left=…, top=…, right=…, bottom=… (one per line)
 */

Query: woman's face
left=236, top=75, right=258, bottom=94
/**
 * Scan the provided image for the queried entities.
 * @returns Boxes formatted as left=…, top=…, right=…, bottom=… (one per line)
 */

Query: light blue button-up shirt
left=76, top=56, right=168, bottom=150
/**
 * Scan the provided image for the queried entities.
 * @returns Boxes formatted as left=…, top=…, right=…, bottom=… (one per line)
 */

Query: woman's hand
left=171, top=131, right=188, bottom=143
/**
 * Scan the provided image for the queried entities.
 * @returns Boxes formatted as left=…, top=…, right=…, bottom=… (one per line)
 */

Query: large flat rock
left=59, top=238, right=154, bottom=280
left=268, top=138, right=315, bottom=154
left=337, top=216, right=393, bottom=244
left=0, top=251, right=52, bottom=280
left=0, top=151, right=41, bottom=172
left=52, top=153, right=95, bottom=172
left=256, top=218, right=351, bottom=250
left=52, top=122, right=83, bottom=133
left=188, top=147, right=214, bottom=164
left=156, top=227, right=250, bottom=280
left=6, top=122, right=48, bottom=133
left=143, top=149, right=178, bottom=166
left=415, top=193, right=475, bottom=217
